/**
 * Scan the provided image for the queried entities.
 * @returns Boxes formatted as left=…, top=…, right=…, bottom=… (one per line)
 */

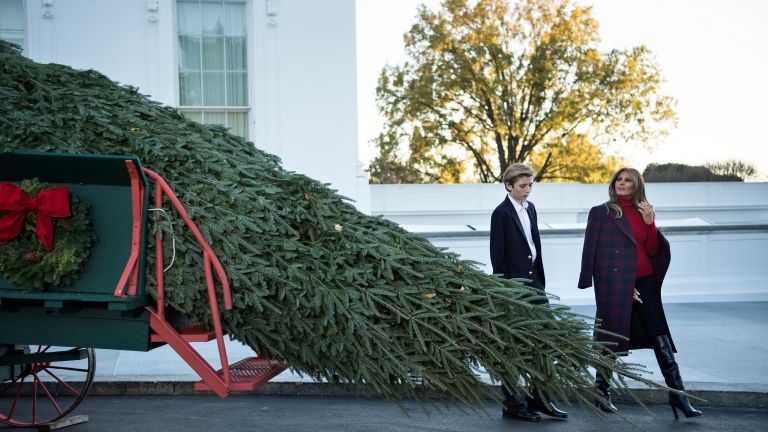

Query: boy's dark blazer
left=490, top=196, right=544, bottom=288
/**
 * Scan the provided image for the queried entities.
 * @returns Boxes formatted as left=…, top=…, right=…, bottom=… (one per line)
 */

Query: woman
left=578, top=168, right=702, bottom=419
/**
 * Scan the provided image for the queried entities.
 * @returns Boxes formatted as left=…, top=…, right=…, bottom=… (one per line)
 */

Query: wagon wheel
left=0, top=346, right=96, bottom=427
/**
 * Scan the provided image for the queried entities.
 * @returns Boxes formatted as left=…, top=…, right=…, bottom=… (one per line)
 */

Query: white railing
left=372, top=182, right=768, bottom=226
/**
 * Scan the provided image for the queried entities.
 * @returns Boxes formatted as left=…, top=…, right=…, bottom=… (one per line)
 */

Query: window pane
left=179, top=71, right=202, bottom=106
left=204, top=110, right=226, bottom=126
left=177, top=1, right=247, bottom=118
left=202, top=71, right=225, bottom=105
left=201, top=36, right=224, bottom=70
left=227, top=111, right=249, bottom=138
left=226, top=37, right=246, bottom=71
left=201, top=2, right=224, bottom=36
left=224, top=3, right=246, bottom=37
left=178, top=36, right=201, bottom=71
left=227, top=72, right=247, bottom=106
left=0, top=0, right=25, bottom=50
left=177, top=1, right=200, bottom=36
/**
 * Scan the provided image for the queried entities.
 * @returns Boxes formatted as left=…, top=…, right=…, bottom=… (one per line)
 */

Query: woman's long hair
left=606, top=167, right=648, bottom=218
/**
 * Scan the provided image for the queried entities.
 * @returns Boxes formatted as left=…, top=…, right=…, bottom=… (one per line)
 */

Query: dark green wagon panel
left=0, top=305, right=151, bottom=351
left=0, top=151, right=153, bottom=350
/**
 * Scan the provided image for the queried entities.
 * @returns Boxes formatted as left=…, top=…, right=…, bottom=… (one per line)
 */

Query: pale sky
left=355, top=0, right=768, bottom=180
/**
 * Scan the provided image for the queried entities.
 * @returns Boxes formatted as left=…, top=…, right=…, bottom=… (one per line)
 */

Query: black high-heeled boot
left=594, top=370, right=618, bottom=413
left=652, top=335, right=702, bottom=419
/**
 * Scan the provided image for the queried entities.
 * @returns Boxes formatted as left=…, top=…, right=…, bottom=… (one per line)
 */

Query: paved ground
left=3, top=395, right=767, bottom=432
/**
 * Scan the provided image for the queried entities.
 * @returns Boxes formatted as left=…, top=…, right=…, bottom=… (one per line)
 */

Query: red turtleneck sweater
left=619, top=196, right=659, bottom=277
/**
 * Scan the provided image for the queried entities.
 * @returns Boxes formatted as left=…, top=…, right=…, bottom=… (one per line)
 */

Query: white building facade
left=2, top=0, right=367, bottom=207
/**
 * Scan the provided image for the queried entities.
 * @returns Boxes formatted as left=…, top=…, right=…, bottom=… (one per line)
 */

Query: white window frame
left=176, top=0, right=250, bottom=138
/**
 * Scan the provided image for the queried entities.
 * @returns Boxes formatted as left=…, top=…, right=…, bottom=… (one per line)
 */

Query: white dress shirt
left=508, top=194, right=537, bottom=262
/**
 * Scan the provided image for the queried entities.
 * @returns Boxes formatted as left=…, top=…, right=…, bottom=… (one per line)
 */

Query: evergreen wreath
left=0, top=178, right=96, bottom=290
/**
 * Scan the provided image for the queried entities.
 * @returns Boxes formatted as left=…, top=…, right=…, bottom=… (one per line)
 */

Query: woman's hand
left=637, top=201, right=655, bottom=225
left=633, top=288, right=643, bottom=303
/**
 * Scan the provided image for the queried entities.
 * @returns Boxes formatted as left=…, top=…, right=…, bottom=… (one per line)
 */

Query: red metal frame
left=142, top=168, right=234, bottom=398
left=143, top=168, right=232, bottom=311
left=113, top=160, right=144, bottom=297
left=195, top=357, right=286, bottom=392
left=109, top=163, right=284, bottom=399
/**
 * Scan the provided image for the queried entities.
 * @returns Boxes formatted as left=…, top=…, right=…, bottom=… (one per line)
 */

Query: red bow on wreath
left=0, top=182, right=71, bottom=251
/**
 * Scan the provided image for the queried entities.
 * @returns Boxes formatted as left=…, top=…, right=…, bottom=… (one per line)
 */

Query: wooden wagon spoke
left=43, top=368, right=81, bottom=396
left=5, top=381, right=23, bottom=419
left=34, top=374, right=65, bottom=416
left=46, top=365, right=91, bottom=373
left=32, top=374, right=38, bottom=424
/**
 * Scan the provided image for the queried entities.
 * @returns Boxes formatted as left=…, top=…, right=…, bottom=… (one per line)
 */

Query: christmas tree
left=0, top=41, right=651, bottom=408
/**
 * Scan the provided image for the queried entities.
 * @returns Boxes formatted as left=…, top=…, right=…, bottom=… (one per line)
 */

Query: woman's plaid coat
left=578, top=203, right=675, bottom=354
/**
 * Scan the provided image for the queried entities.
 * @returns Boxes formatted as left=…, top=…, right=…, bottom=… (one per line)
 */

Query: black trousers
left=522, top=263, right=548, bottom=305
left=503, top=265, right=547, bottom=407
left=632, top=274, right=666, bottom=337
